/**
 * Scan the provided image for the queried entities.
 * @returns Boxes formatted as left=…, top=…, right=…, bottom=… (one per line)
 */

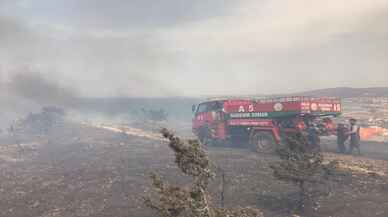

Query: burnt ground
left=0, top=122, right=388, bottom=217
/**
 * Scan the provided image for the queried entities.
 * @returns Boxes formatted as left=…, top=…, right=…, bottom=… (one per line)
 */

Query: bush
left=270, top=133, right=337, bottom=215
left=144, top=129, right=264, bottom=217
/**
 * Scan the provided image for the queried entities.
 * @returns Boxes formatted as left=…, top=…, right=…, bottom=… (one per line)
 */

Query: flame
left=360, top=127, right=384, bottom=140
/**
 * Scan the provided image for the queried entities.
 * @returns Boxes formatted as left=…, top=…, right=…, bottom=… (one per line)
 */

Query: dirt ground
left=0, top=122, right=388, bottom=217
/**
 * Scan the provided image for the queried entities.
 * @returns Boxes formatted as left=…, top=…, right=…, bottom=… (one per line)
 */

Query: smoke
left=0, top=16, right=20, bottom=40
left=0, top=13, right=179, bottom=97
left=1, top=1, right=387, bottom=97
left=6, top=72, right=77, bottom=106
left=0, top=71, right=79, bottom=129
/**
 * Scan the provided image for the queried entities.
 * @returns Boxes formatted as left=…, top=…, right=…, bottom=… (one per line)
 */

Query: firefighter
left=307, top=121, right=320, bottom=152
left=336, top=123, right=348, bottom=154
left=347, top=118, right=361, bottom=155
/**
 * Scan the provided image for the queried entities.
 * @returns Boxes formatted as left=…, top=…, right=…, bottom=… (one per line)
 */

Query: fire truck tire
left=198, top=126, right=212, bottom=145
left=250, top=131, right=276, bottom=154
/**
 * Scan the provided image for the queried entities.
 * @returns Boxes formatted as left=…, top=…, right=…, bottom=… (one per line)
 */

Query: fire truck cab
left=192, top=97, right=341, bottom=153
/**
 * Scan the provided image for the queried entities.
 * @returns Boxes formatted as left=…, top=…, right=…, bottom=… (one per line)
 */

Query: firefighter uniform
left=348, top=119, right=361, bottom=155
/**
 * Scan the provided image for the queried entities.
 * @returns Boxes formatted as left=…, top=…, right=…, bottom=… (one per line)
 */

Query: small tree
left=270, top=133, right=336, bottom=215
left=144, top=129, right=263, bottom=217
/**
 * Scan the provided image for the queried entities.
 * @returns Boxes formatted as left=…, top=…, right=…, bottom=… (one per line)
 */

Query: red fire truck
left=192, top=96, right=341, bottom=152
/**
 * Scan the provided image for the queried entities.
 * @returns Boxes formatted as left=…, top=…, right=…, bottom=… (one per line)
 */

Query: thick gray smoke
left=0, top=72, right=78, bottom=129
left=1, top=1, right=387, bottom=97
left=6, top=72, right=77, bottom=107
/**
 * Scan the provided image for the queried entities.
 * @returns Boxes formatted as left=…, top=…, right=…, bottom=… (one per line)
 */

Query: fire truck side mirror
left=192, top=105, right=197, bottom=113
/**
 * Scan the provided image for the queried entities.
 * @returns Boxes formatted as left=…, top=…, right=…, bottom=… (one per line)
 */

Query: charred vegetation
left=144, top=129, right=264, bottom=217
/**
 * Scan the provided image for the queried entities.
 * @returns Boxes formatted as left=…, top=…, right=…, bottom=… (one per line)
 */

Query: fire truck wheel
left=250, top=131, right=276, bottom=154
left=198, top=126, right=212, bottom=145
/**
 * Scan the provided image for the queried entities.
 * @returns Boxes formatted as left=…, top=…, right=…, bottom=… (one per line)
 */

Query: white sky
left=0, top=0, right=387, bottom=97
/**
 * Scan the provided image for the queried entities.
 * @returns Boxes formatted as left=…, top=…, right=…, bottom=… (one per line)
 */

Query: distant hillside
left=71, top=97, right=201, bottom=121
left=294, top=87, right=388, bottom=98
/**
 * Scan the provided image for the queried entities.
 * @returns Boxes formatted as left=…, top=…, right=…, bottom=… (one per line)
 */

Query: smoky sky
left=22, top=0, right=237, bottom=29
left=0, top=0, right=387, bottom=97
left=5, top=72, right=77, bottom=106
